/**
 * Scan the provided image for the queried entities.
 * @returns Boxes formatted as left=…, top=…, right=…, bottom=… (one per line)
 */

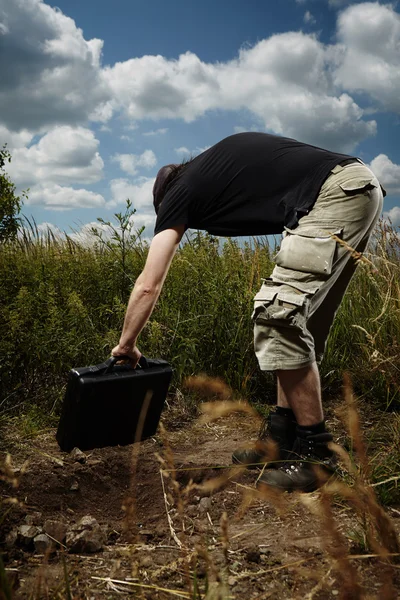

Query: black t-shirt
left=154, top=132, right=357, bottom=237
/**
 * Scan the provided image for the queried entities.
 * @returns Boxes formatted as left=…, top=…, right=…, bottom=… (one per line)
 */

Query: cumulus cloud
left=112, top=150, right=157, bottom=176
left=108, top=176, right=155, bottom=210
left=26, top=183, right=105, bottom=210
left=304, top=11, right=316, bottom=25
left=143, top=128, right=168, bottom=136
left=104, top=31, right=376, bottom=152
left=7, top=126, right=104, bottom=187
left=383, top=206, right=400, bottom=227
left=0, top=0, right=110, bottom=132
left=175, top=147, right=190, bottom=156
left=0, top=125, right=34, bottom=151
left=175, top=145, right=211, bottom=157
left=334, top=3, right=400, bottom=112
left=370, top=154, right=400, bottom=196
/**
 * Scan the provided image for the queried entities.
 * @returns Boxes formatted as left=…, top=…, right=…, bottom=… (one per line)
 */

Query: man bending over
left=112, top=132, right=384, bottom=493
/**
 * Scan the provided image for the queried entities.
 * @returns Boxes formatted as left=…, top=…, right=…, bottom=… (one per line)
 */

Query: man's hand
left=111, top=344, right=142, bottom=368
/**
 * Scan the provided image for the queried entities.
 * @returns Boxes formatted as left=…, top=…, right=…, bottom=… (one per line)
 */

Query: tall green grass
left=0, top=205, right=399, bottom=420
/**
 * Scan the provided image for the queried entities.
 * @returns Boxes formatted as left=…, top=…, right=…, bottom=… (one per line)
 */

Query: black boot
left=232, top=411, right=297, bottom=470
left=257, top=427, right=337, bottom=492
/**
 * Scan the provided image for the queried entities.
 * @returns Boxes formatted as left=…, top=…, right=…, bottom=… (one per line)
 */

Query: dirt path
left=2, top=412, right=400, bottom=599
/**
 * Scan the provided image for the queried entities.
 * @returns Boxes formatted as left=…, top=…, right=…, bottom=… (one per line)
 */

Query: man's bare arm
left=112, top=225, right=185, bottom=364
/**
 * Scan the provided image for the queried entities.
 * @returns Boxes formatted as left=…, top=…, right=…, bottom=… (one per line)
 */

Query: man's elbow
left=135, top=279, right=161, bottom=298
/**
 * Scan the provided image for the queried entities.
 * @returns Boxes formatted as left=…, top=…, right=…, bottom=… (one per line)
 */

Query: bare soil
left=1, top=409, right=400, bottom=599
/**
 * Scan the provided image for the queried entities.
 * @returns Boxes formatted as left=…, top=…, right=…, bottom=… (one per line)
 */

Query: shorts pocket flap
left=277, top=290, right=306, bottom=307
left=254, top=288, right=278, bottom=303
left=284, top=226, right=339, bottom=239
left=339, top=177, right=378, bottom=192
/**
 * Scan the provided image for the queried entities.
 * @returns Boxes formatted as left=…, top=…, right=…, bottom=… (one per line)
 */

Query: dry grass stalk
left=184, top=374, right=233, bottom=400
left=199, top=400, right=259, bottom=424
left=0, top=454, right=27, bottom=488
left=191, top=464, right=246, bottom=495
left=330, top=233, right=378, bottom=273
left=220, top=511, right=230, bottom=575
left=157, top=423, right=195, bottom=597
left=300, top=490, right=364, bottom=599
left=324, top=375, right=400, bottom=597
left=160, top=469, right=183, bottom=550
left=92, top=576, right=191, bottom=598
left=343, top=372, right=369, bottom=477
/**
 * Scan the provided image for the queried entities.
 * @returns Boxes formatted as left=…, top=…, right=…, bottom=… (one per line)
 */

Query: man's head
left=153, top=159, right=194, bottom=214
left=153, top=164, right=179, bottom=215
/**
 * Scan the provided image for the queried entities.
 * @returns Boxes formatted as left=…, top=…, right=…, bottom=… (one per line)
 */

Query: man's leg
left=277, top=362, right=323, bottom=426
left=252, top=164, right=383, bottom=490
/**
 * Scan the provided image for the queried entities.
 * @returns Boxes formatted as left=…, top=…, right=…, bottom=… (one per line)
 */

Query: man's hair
left=153, top=159, right=192, bottom=214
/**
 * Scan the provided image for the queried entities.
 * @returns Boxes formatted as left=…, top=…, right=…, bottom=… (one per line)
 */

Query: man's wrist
left=118, top=340, right=136, bottom=353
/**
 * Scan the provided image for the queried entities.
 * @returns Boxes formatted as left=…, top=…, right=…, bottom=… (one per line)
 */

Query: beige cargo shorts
left=253, top=161, right=384, bottom=371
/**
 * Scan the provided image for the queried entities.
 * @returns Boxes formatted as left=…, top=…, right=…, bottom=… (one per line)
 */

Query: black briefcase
left=56, top=356, right=172, bottom=452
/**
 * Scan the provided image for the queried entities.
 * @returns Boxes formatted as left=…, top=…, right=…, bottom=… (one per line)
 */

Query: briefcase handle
left=104, top=354, right=149, bottom=374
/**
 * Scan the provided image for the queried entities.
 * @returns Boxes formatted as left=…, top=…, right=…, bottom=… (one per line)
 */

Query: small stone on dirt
left=70, top=447, right=87, bottom=463
left=139, top=555, right=152, bottom=568
left=70, top=480, right=79, bottom=491
left=199, top=497, right=212, bottom=514
left=18, top=525, right=41, bottom=550
left=77, top=516, right=98, bottom=529
left=66, top=515, right=105, bottom=553
left=25, top=512, right=42, bottom=526
left=43, top=520, right=68, bottom=544
left=34, top=534, right=54, bottom=555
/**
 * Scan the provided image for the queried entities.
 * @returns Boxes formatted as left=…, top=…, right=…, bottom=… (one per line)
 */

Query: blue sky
left=1, top=0, right=400, bottom=241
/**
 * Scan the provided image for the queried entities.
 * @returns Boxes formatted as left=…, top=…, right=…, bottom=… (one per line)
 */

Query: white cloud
left=369, top=154, right=400, bottom=196
left=383, top=206, right=400, bottom=227
left=175, top=147, right=191, bottom=156
left=304, top=11, right=316, bottom=25
left=108, top=176, right=155, bottom=210
left=26, top=183, right=106, bottom=210
left=104, top=31, right=376, bottom=152
left=7, top=126, right=104, bottom=187
left=0, top=0, right=111, bottom=132
left=175, top=145, right=211, bottom=156
left=36, top=222, right=64, bottom=239
left=0, top=125, right=34, bottom=151
left=334, top=3, right=400, bottom=112
left=143, top=128, right=168, bottom=136
left=233, top=125, right=261, bottom=134
left=112, top=150, right=157, bottom=176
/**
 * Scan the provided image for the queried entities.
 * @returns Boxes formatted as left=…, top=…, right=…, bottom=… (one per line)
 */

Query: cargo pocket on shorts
left=252, top=280, right=316, bottom=367
left=274, top=227, right=342, bottom=277
left=252, top=280, right=309, bottom=328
